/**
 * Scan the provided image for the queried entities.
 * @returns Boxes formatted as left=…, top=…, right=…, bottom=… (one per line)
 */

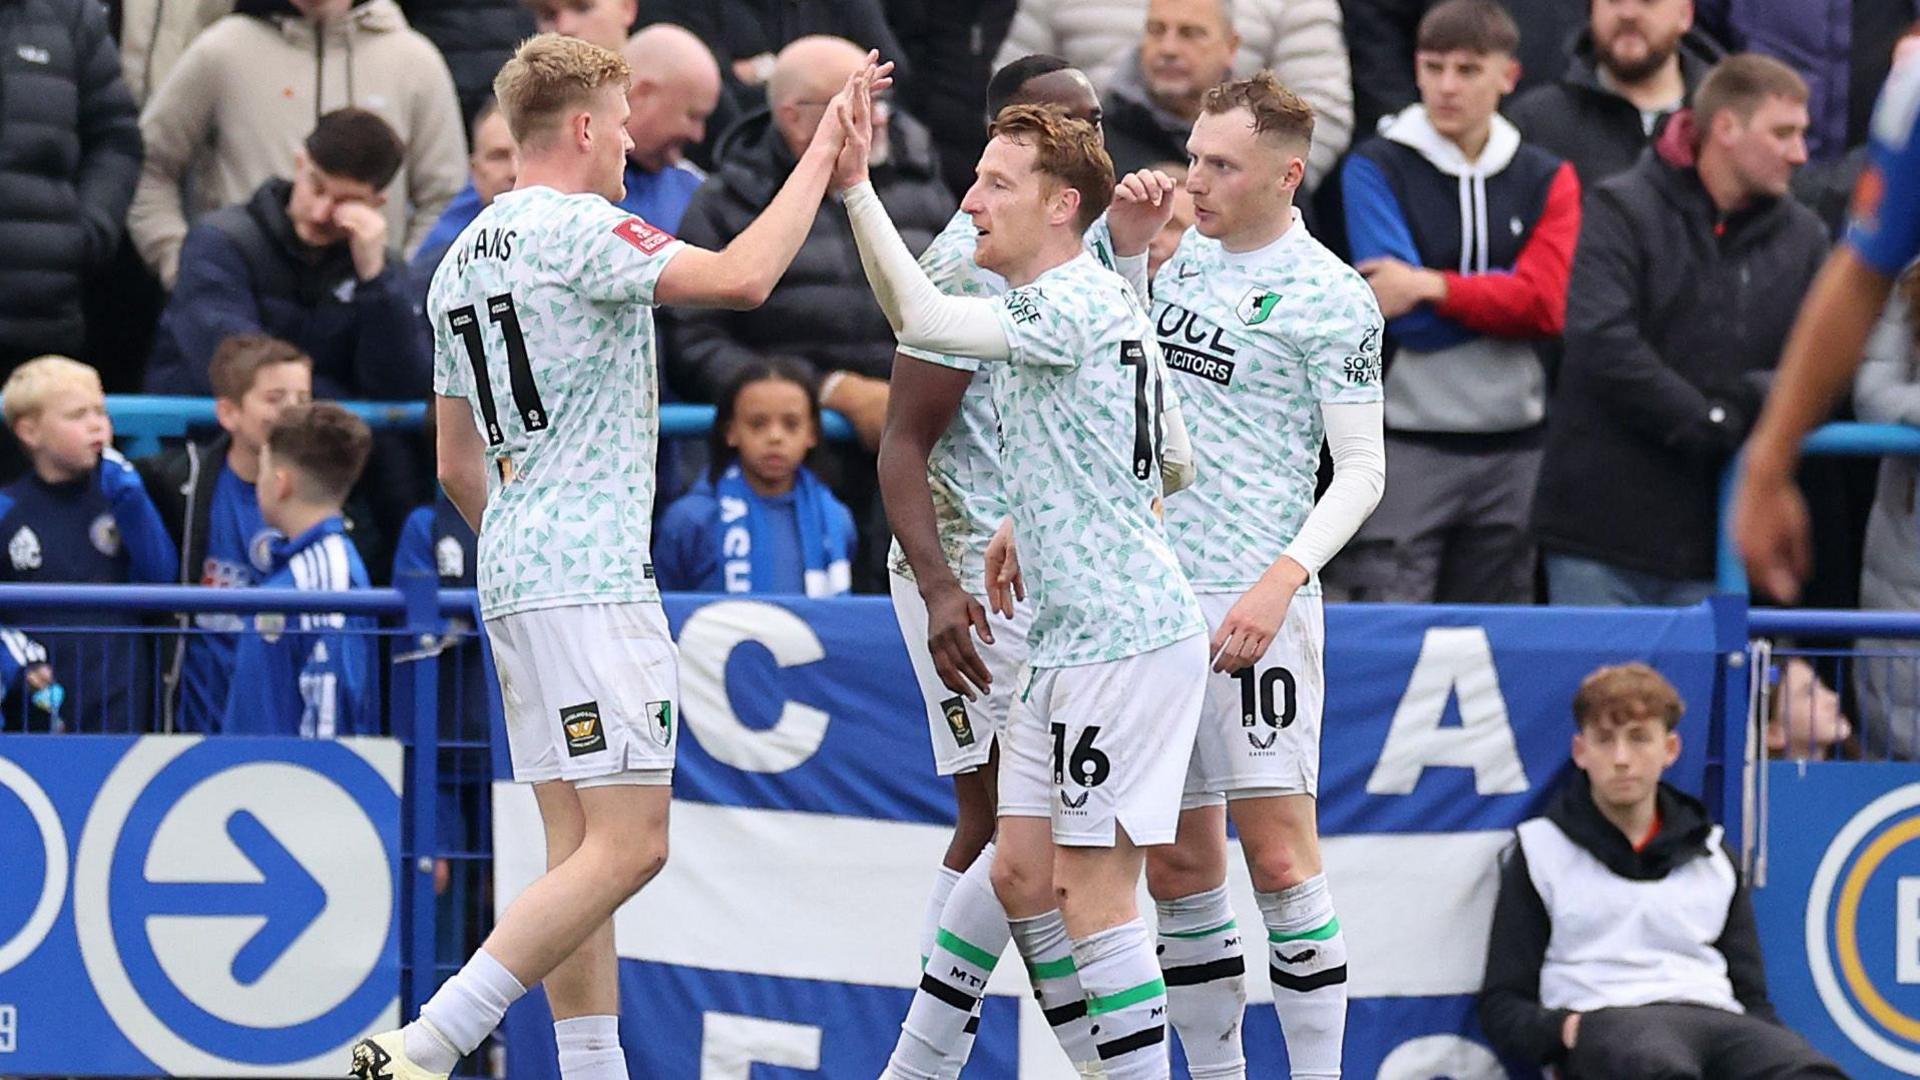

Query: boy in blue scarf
left=655, top=358, right=855, bottom=594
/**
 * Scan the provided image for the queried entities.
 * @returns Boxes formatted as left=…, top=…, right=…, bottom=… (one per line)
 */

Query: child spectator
left=140, top=334, right=314, bottom=733
left=654, top=359, right=855, bottom=595
left=0, top=357, right=177, bottom=732
left=224, top=402, right=379, bottom=737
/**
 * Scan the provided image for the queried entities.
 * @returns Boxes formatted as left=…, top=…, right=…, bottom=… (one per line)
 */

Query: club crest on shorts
left=940, top=695, right=975, bottom=747
left=646, top=700, right=673, bottom=748
left=560, top=701, right=607, bottom=756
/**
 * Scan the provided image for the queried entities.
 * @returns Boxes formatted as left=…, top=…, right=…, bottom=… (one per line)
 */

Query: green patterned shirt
left=428, top=186, right=683, bottom=619
left=963, top=252, right=1203, bottom=667
left=888, top=210, right=1119, bottom=595
left=1154, top=216, right=1385, bottom=594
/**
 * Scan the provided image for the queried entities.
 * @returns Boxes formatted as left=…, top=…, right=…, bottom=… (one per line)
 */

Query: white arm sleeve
left=1281, top=400, right=1385, bottom=574
left=844, top=182, right=1011, bottom=360
left=1114, top=249, right=1151, bottom=307
left=1160, top=388, right=1196, bottom=496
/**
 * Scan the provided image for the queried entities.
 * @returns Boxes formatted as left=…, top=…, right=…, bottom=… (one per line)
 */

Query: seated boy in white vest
left=1478, top=662, right=1842, bottom=1079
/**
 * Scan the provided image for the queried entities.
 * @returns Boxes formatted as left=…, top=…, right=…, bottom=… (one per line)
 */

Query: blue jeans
left=1545, top=553, right=1716, bottom=607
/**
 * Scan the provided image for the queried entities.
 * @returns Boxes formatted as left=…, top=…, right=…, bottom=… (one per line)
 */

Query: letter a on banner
left=1366, top=627, right=1529, bottom=796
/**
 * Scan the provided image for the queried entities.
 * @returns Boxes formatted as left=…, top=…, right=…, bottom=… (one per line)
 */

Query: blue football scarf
left=714, top=463, right=850, bottom=597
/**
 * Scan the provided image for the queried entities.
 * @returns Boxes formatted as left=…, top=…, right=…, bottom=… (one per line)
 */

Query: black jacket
left=1343, top=0, right=1590, bottom=140
left=1100, top=53, right=1191, bottom=177
left=1480, top=773, right=1776, bottom=1067
left=663, top=107, right=953, bottom=400
left=886, top=0, right=1014, bottom=200
left=143, top=178, right=431, bottom=401
left=395, top=0, right=532, bottom=133
left=1505, top=29, right=1722, bottom=188
left=0, top=0, right=141, bottom=361
left=1533, top=117, right=1828, bottom=581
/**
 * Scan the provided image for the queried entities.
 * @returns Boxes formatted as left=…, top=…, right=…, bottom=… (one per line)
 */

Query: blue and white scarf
left=714, top=462, right=851, bottom=597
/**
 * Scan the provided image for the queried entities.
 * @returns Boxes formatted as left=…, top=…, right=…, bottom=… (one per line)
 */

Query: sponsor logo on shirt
left=941, top=695, right=975, bottom=748
left=1005, top=287, right=1045, bottom=326
left=613, top=217, right=673, bottom=255
left=8, top=526, right=40, bottom=571
left=1341, top=325, right=1384, bottom=386
left=561, top=701, right=608, bottom=756
left=1155, top=304, right=1240, bottom=386
left=89, top=513, right=120, bottom=557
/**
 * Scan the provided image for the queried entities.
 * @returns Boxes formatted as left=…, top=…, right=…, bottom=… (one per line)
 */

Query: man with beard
left=1506, top=0, right=1723, bottom=186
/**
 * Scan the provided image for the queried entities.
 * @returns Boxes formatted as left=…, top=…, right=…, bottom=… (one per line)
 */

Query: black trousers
left=1567, top=1003, right=1847, bottom=1080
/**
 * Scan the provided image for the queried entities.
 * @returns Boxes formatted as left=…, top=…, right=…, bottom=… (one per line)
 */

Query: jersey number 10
left=448, top=293, right=548, bottom=446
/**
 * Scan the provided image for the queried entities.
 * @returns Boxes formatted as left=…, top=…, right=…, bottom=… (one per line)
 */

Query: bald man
left=618, top=24, right=721, bottom=233
left=665, top=34, right=955, bottom=591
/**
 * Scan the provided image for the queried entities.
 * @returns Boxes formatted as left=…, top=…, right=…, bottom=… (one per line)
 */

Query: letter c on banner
left=678, top=601, right=830, bottom=773
left=0, top=755, right=67, bottom=974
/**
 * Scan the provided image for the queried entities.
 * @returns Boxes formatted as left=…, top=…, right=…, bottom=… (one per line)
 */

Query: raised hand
left=1107, top=168, right=1181, bottom=257
left=827, top=52, right=889, bottom=191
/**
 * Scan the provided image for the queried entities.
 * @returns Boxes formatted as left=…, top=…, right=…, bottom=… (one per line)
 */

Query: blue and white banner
left=1751, top=762, right=1920, bottom=1076
left=494, top=598, right=1725, bottom=1079
left=0, top=735, right=401, bottom=1076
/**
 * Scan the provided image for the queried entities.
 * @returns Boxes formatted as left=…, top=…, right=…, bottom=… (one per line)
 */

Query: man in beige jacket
left=128, top=0, right=465, bottom=288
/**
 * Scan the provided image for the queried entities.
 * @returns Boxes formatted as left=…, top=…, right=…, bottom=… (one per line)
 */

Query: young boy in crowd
left=223, top=402, right=379, bottom=738
left=1480, top=663, right=1843, bottom=1078
left=0, top=357, right=177, bottom=731
left=140, top=334, right=314, bottom=732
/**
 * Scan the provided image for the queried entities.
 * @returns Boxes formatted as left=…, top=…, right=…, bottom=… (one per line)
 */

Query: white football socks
left=1258, top=875, right=1348, bottom=1080
left=1156, top=886, right=1247, bottom=1078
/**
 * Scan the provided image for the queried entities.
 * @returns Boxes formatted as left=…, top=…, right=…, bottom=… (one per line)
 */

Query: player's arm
left=877, top=353, right=998, bottom=697
left=845, top=181, right=1013, bottom=360
left=435, top=395, right=488, bottom=533
left=1739, top=61, right=1920, bottom=599
left=653, top=57, right=891, bottom=310
left=1159, top=383, right=1196, bottom=495
left=1210, top=401, right=1384, bottom=673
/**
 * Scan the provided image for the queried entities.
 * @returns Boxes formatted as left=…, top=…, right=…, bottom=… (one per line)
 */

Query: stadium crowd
left=0, top=0, right=1897, bottom=730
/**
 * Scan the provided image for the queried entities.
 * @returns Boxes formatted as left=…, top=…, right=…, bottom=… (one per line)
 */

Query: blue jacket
left=653, top=470, right=856, bottom=594
left=223, top=517, right=379, bottom=737
left=145, top=178, right=431, bottom=400
left=0, top=453, right=176, bottom=731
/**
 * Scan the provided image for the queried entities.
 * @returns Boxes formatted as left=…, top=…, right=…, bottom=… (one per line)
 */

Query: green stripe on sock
left=1268, top=916, right=1341, bottom=943
left=936, top=929, right=1000, bottom=971
left=1160, top=919, right=1237, bottom=941
left=1028, top=955, right=1078, bottom=981
left=1086, top=978, right=1167, bottom=1016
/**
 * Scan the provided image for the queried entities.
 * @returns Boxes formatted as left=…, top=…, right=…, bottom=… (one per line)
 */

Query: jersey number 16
left=448, top=293, right=548, bottom=446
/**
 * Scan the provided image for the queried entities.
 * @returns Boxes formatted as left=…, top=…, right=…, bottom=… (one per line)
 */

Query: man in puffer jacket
left=1533, top=55, right=1828, bottom=606
left=0, top=0, right=142, bottom=372
left=128, top=0, right=465, bottom=288
left=1505, top=1, right=1722, bottom=187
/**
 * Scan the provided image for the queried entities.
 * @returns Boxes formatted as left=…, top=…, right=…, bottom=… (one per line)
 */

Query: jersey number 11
left=448, top=293, right=548, bottom=446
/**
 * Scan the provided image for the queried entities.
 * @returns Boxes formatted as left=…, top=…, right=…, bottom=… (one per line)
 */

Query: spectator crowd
left=0, top=0, right=1911, bottom=728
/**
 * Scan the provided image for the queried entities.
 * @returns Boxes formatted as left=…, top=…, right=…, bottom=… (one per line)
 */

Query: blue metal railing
left=0, top=578, right=473, bottom=1019
left=1716, top=422, right=1920, bottom=595
left=99, top=395, right=855, bottom=456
